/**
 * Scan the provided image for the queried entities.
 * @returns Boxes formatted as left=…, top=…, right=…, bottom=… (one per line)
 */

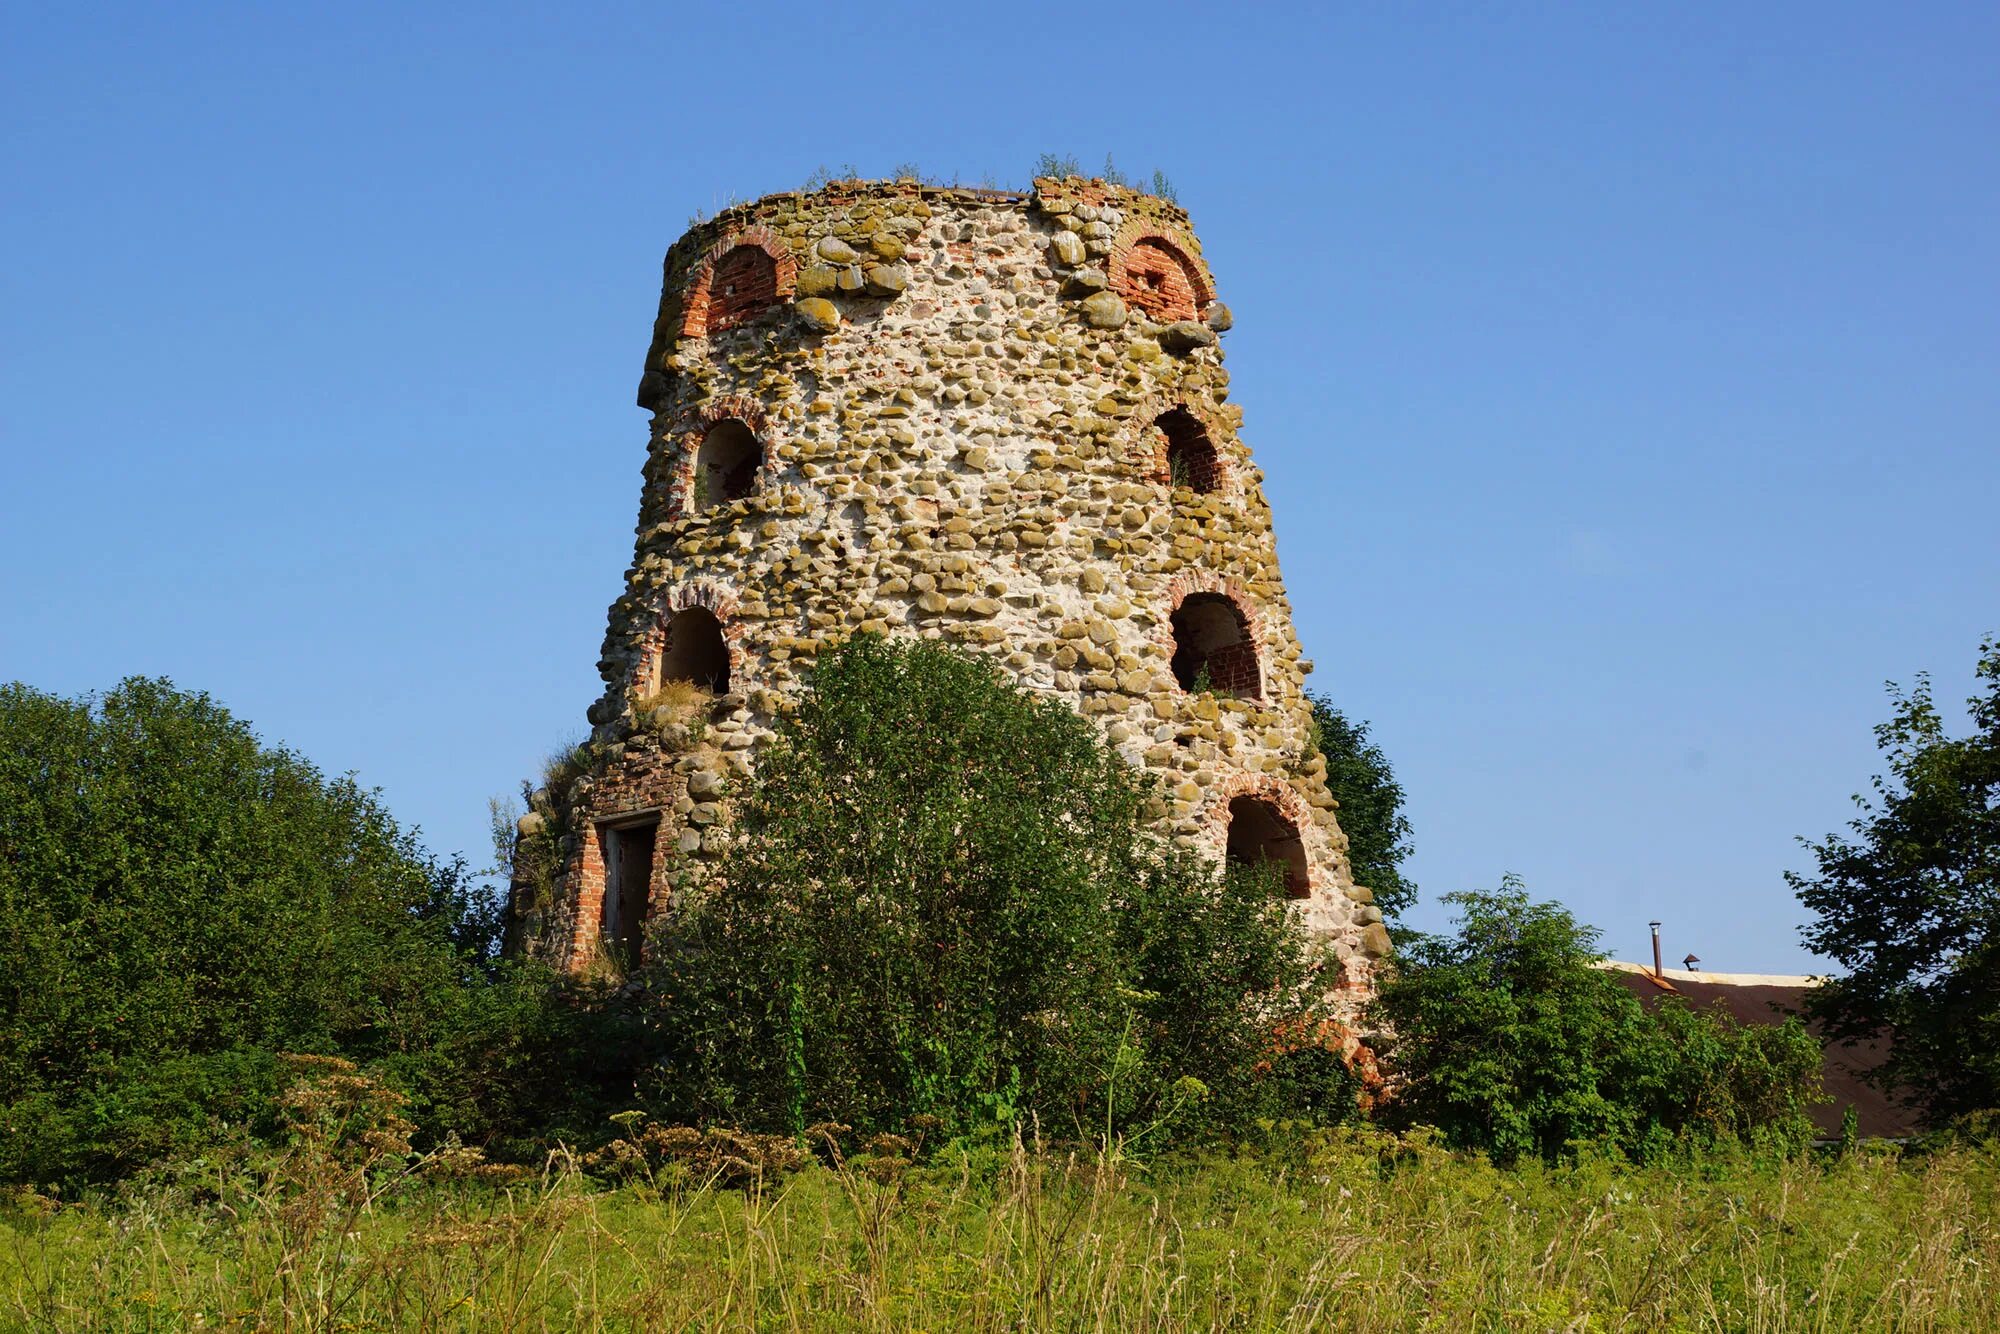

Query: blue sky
left=5, top=2, right=1994, bottom=972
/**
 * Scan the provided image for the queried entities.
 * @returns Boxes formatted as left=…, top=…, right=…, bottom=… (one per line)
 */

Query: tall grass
left=5, top=1125, right=1995, bottom=1331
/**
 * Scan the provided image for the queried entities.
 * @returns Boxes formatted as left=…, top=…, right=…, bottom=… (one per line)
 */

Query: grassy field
left=4, top=1127, right=1995, bottom=1332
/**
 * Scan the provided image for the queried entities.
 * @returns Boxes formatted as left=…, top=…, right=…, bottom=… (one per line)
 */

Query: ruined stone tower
left=516, top=177, right=1391, bottom=991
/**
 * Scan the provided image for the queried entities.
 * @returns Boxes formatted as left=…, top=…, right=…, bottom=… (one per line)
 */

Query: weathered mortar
left=517, top=177, right=1391, bottom=994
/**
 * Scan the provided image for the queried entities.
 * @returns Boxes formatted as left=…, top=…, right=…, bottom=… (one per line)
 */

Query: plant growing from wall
left=504, top=738, right=597, bottom=919
left=631, top=678, right=712, bottom=745
left=1030, top=153, right=1178, bottom=201
left=802, top=163, right=863, bottom=192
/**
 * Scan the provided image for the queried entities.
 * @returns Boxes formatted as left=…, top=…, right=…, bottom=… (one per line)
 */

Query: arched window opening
left=657, top=607, right=730, bottom=694
left=705, top=245, right=778, bottom=331
left=1170, top=593, right=1261, bottom=700
left=1226, top=796, right=1310, bottom=897
left=1121, top=238, right=1201, bottom=323
left=1157, top=408, right=1220, bottom=493
left=692, top=419, right=761, bottom=510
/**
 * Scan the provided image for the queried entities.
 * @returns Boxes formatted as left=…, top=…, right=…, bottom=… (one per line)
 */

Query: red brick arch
left=1204, top=773, right=1318, bottom=896
left=1109, top=225, right=1214, bottom=323
left=679, top=227, right=799, bottom=337
left=665, top=396, right=772, bottom=519
left=1162, top=572, right=1265, bottom=701
left=633, top=579, right=746, bottom=696
left=1124, top=392, right=1235, bottom=492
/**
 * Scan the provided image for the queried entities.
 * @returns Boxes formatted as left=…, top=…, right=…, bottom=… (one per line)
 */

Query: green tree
left=1791, top=637, right=2000, bottom=1129
left=1305, top=695, right=1417, bottom=919
left=1374, top=880, right=1821, bottom=1163
left=0, top=678, right=625, bottom=1186
left=639, top=636, right=1354, bottom=1142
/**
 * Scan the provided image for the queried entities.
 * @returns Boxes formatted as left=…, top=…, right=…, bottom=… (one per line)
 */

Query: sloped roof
left=1601, top=961, right=1918, bottom=1140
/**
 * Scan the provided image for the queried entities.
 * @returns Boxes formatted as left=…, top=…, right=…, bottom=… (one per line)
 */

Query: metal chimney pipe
left=1649, top=921, right=1663, bottom=978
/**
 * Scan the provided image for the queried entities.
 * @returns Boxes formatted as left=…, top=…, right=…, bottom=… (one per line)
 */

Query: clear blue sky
left=6, top=2, right=1995, bottom=972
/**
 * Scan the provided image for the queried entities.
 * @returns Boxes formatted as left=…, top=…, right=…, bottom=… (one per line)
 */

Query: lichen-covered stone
left=1204, top=301, right=1234, bottom=332
left=816, top=236, right=861, bottom=263
left=1063, top=267, right=1109, bottom=297
left=1050, top=231, right=1087, bottom=266
left=1158, top=320, right=1218, bottom=353
left=796, top=264, right=840, bottom=297
left=862, top=263, right=910, bottom=297
left=1078, top=291, right=1128, bottom=329
left=795, top=296, right=839, bottom=332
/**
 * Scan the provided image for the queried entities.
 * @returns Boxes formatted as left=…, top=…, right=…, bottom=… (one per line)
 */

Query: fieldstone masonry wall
left=518, top=178, right=1392, bottom=999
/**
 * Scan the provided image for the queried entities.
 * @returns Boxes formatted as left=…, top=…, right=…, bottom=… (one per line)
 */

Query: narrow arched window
left=705, top=246, right=778, bottom=331
left=658, top=607, right=730, bottom=694
left=1156, top=408, right=1220, bottom=493
left=692, top=420, right=761, bottom=510
left=1170, top=592, right=1261, bottom=700
left=1226, top=796, right=1310, bottom=897
left=1120, top=237, right=1201, bottom=322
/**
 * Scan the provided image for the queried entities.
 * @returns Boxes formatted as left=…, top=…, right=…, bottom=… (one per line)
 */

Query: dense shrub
left=1373, top=880, right=1823, bottom=1163
left=0, top=678, right=627, bottom=1187
left=1304, top=695, right=1417, bottom=920
left=636, top=636, right=1356, bottom=1143
left=1792, top=635, right=2000, bottom=1129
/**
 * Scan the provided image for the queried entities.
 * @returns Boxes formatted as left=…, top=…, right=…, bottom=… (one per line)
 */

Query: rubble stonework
left=515, top=178, right=1392, bottom=991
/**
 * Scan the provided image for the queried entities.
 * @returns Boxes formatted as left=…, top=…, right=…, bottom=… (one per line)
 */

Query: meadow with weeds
left=5, top=1084, right=1995, bottom=1332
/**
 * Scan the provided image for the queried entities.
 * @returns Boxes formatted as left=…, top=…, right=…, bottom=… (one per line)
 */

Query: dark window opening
left=1157, top=408, right=1220, bottom=493
left=659, top=606, right=730, bottom=694
left=1170, top=592, right=1261, bottom=700
left=692, top=419, right=761, bottom=510
left=1227, top=796, right=1309, bottom=897
left=600, top=818, right=660, bottom=968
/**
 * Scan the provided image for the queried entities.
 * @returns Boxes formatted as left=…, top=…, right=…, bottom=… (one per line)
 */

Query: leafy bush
left=1792, top=634, right=2000, bottom=1129
left=1373, top=880, right=1822, bottom=1163
left=0, top=678, right=628, bottom=1187
left=636, top=636, right=1354, bottom=1144
left=1304, top=695, right=1417, bottom=920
